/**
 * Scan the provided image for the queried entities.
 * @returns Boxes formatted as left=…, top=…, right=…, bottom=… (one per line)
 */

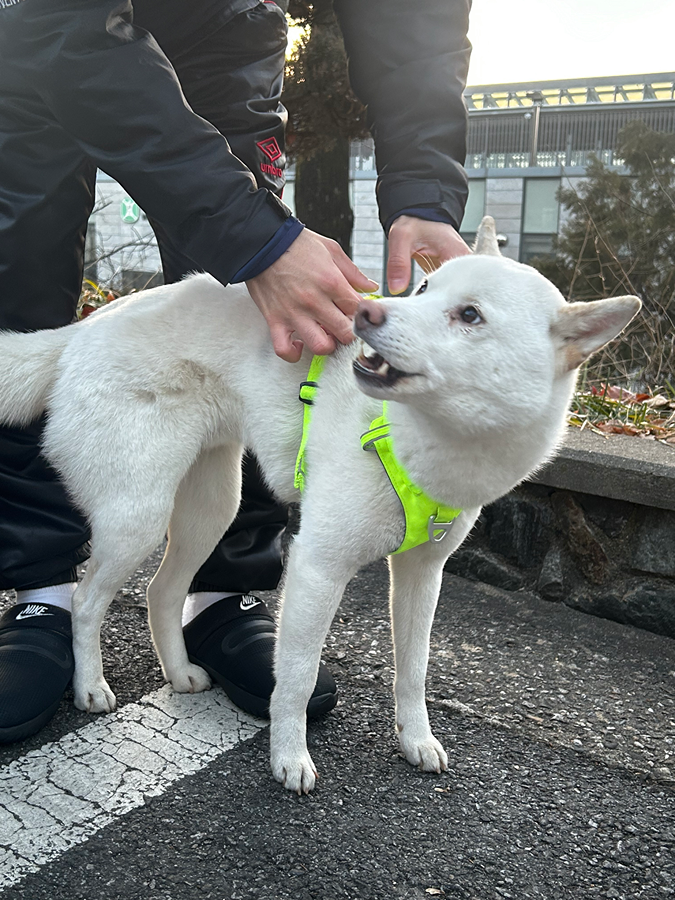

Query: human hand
left=247, top=228, right=378, bottom=362
left=386, top=215, right=471, bottom=295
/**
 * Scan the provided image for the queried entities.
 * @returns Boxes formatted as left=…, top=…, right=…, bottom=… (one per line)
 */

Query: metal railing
left=464, top=73, right=675, bottom=109
left=465, top=74, right=675, bottom=170
left=466, top=103, right=675, bottom=169
left=349, top=75, right=675, bottom=174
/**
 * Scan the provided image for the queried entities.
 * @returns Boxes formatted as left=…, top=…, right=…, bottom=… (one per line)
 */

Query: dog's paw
left=74, top=679, right=117, bottom=714
left=271, top=750, right=318, bottom=795
left=169, top=663, right=212, bottom=695
left=399, top=730, right=448, bottom=774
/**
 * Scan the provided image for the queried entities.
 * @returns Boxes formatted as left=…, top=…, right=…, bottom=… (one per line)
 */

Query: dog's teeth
left=376, top=361, right=390, bottom=377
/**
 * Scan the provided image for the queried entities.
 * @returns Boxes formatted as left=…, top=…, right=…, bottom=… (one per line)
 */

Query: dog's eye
left=460, top=306, right=482, bottom=325
left=415, top=279, right=428, bottom=295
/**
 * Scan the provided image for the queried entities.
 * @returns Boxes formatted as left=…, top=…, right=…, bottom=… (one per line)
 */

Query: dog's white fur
left=0, top=218, right=639, bottom=792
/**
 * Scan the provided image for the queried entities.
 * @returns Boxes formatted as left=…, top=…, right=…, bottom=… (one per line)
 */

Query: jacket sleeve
left=2, top=0, right=292, bottom=286
left=333, top=0, right=472, bottom=232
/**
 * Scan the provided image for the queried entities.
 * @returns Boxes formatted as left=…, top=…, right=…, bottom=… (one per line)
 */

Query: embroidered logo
left=0, top=0, right=26, bottom=9
left=257, top=137, right=282, bottom=163
left=257, top=138, right=284, bottom=179
left=240, top=595, right=262, bottom=611
left=16, top=604, right=54, bottom=621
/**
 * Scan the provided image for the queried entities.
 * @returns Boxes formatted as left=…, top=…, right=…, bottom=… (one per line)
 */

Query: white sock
left=182, top=591, right=238, bottom=627
left=15, top=582, right=76, bottom=613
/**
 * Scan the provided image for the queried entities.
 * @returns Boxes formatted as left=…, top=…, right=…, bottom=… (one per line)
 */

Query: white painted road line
left=0, top=686, right=265, bottom=891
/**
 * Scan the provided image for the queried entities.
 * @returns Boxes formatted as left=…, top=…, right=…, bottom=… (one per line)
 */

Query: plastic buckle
left=299, top=381, right=318, bottom=405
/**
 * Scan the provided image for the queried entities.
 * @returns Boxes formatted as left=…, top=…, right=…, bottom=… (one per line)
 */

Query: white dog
left=0, top=218, right=639, bottom=793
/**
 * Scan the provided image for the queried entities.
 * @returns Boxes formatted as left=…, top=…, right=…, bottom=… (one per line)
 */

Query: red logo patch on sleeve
left=256, top=137, right=283, bottom=163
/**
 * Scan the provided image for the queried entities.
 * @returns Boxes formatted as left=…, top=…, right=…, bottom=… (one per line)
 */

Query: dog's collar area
left=294, top=356, right=462, bottom=554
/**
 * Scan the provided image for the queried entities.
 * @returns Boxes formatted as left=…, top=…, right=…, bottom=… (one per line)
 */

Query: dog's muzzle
left=353, top=347, right=418, bottom=388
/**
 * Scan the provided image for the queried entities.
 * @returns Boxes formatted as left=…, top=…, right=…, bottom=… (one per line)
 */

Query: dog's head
left=353, top=217, right=641, bottom=434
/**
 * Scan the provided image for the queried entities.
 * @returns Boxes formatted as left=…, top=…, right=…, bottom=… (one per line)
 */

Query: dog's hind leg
left=146, top=442, right=244, bottom=694
left=73, top=508, right=173, bottom=714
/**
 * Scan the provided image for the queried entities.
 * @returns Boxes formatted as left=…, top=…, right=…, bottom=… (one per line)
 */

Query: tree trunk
left=294, top=135, right=353, bottom=256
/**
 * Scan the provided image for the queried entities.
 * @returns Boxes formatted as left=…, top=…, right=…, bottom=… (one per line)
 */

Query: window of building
left=521, top=178, right=560, bottom=262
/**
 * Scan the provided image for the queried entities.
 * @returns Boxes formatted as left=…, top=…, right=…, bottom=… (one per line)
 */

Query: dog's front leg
left=388, top=516, right=476, bottom=773
left=270, top=539, right=352, bottom=794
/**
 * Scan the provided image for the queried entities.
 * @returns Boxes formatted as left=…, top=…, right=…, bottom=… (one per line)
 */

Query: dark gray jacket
left=0, top=0, right=471, bottom=282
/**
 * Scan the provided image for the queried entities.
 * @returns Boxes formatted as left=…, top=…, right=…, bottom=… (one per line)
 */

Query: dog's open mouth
left=353, top=346, right=418, bottom=388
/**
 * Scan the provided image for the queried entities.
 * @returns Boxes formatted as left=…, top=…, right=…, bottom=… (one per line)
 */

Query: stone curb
left=531, top=427, right=675, bottom=512
left=445, top=428, right=675, bottom=641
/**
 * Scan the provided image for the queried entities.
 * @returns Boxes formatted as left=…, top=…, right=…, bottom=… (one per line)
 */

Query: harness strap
left=294, top=354, right=327, bottom=491
left=360, top=402, right=462, bottom=554
left=295, top=356, right=462, bottom=554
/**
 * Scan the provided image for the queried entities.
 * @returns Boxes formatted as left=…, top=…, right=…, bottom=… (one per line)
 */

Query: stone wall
left=445, top=483, right=675, bottom=640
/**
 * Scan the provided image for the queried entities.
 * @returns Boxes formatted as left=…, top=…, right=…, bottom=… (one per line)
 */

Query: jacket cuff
left=376, top=175, right=467, bottom=234
left=231, top=217, right=305, bottom=282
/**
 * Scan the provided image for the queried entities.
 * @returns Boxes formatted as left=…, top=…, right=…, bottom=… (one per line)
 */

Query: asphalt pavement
left=1, top=552, right=673, bottom=900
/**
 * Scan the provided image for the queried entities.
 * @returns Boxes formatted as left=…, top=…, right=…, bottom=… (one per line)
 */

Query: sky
left=466, top=0, right=675, bottom=85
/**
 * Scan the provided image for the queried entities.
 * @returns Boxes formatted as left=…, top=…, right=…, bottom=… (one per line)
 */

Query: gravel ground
left=1, top=556, right=674, bottom=899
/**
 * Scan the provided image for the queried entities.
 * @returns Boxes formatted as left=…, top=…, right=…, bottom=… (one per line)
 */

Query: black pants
left=0, top=3, right=288, bottom=593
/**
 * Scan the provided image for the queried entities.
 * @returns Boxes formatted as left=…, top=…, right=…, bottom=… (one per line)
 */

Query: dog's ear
left=473, top=216, right=501, bottom=257
left=552, top=296, right=642, bottom=371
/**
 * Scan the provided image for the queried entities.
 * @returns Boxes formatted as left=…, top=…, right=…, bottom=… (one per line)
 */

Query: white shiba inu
left=0, top=217, right=639, bottom=793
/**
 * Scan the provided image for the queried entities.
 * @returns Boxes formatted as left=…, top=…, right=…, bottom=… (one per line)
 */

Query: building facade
left=88, top=72, right=675, bottom=294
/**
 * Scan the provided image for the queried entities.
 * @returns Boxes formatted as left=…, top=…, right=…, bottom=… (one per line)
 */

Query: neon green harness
left=294, top=354, right=328, bottom=493
left=294, top=356, right=462, bottom=554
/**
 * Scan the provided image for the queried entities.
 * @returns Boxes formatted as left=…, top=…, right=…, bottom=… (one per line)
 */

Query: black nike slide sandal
left=0, top=603, right=75, bottom=744
left=183, top=595, right=337, bottom=719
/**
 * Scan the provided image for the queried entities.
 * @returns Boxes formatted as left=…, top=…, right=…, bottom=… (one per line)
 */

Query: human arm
left=1, top=0, right=374, bottom=351
left=0, top=0, right=297, bottom=287
left=333, top=0, right=472, bottom=290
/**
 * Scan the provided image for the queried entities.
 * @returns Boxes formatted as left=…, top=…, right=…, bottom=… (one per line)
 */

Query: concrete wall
left=484, top=177, right=524, bottom=261
left=350, top=176, right=384, bottom=286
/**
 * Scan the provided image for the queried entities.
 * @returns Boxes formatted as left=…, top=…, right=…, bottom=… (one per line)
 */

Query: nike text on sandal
left=183, top=595, right=337, bottom=719
left=0, top=603, right=75, bottom=743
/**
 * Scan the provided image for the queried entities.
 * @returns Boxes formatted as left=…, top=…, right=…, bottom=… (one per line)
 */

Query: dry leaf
left=644, top=395, right=669, bottom=408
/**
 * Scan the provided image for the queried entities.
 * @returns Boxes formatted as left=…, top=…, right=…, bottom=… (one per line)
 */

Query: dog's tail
left=0, top=328, right=71, bottom=426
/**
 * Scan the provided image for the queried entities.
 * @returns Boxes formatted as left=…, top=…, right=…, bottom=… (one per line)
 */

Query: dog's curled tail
left=0, top=328, right=71, bottom=426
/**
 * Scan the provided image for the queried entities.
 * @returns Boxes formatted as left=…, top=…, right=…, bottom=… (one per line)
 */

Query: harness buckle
left=428, top=515, right=455, bottom=543
left=299, top=381, right=319, bottom=406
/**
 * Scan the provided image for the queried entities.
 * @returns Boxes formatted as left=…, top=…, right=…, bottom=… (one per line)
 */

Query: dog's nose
left=355, top=296, right=386, bottom=330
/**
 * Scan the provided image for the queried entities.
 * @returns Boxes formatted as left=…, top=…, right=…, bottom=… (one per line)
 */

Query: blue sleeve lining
left=231, top=217, right=305, bottom=283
